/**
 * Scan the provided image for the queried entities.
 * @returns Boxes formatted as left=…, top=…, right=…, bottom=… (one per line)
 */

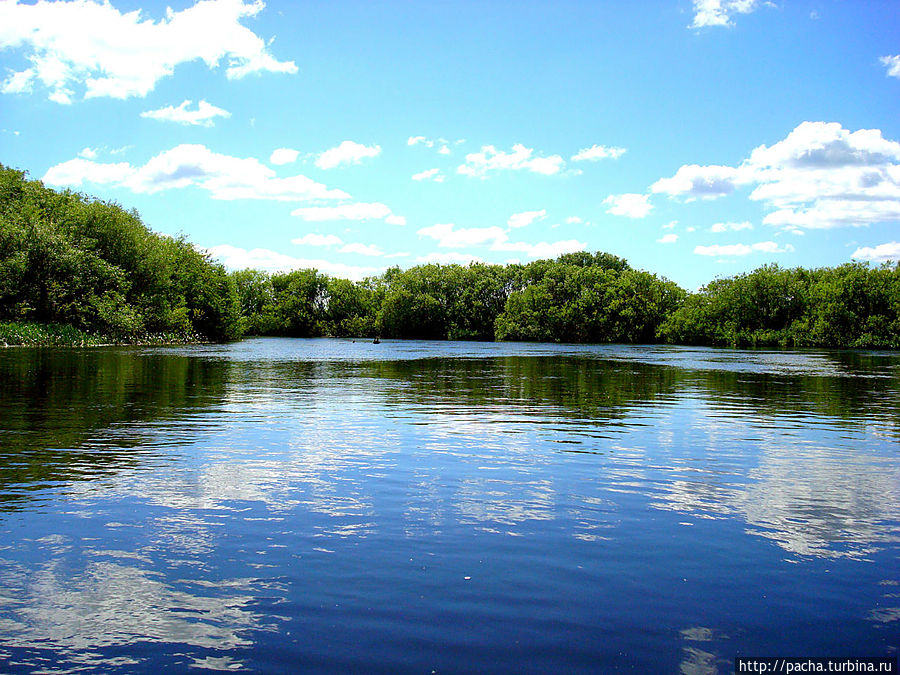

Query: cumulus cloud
left=290, top=234, right=383, bottom=256
left=603, top=193, right=653, bottom=218
left=0, top=0, right=297, bottom=102
left=710, top=221, right=753, bottom=232
left=571, top=145, right=627, bottom=162
left=412, top=168, right=445, bottom=182
left=416, top=252, right=483, bottom=265
left=43, top=144, right=349, bottom=201
left=417, top=223, right=508, bottom=248
left=290, top=202, right=405, bottom=225
left=693, top=241, right=794, bottom=256
left=651, top=164, right=740, bottom=200
left=494, top=239, right=586, bottom=258
left=140, top=99, right=230, bottom=127
left=315, top=141, right=381, bottom=169
left=881, top=56, right=900, bottom=79
left=416, top=222, right=584, bottom=259
left=657, top=234, right=678, bottom=244
left=457, top=144, right=565, bottom=178
left=270, top=148, right=300, bottom=165
left=292, top=233, right=342, bottom=247
left=507, top=209, right=546, bottom=229
left=339, top=242, right=383, bottom=256
left=78, top=147, right=98, bottom=159
left=852, top=241, right=900, bottom=262
left=653, top=122, right=900, bottom=230
left=690, top=0, right=769, bottom=29
left=408, top=135, right=459, bottom=153
left=566, top=216, right=583, bottom=224
left=207, top=244, right=377, bottom=281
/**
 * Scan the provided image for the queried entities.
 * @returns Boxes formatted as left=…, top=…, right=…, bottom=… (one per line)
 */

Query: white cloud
left=762, top=200, right=900, bottom=230
left=657, top=234, right=678, bottom=244
left=43, top=158, right=135, bottom=186
left=140, top=99, right=231, bottom=127
left=408, top=135, right=462, bottom=152
left=412, top=168, right=445, bottom=182
left=571, top=145, right=627, bottom=161
left=651, top=164, right=740, bottom=200
left=693, top=241, right=794, bottom=256
left=566, top=216, right=583, bottom=224
left=291, top=202, right=404, bottom=225
left=416, top=252, right=483, bottom=265
left=292, top=233, right=343, bottom=247
left=339, top=242, right=383, bottom=256
left=315, top=141, right=381, bottom=169
left=507, top=209, right=546, bottom=229
left=710, top=221, right=753, bottom=233
left=494, top=239, right=586, bottom=259
left=289, top=238, right=389, bottom=258
left=270, top=148, right=300, bottom=165
left=457, top=144, right=565, bottom=178
left=653, top=122, right=900, bottom=230
left=852, top=241, right=900, bottom=262
left=745, top=122, right=900, bottom=171
left=1, top=68, right=34, bottom=94
left=0, top=0, right=296, bottom=102
left=662, top=220, right=677, bottom=230
left=43, top=144, right=349, bottom=201
left=881, top=55, right=900, bottom=79
left=78, top=147, right=97, bottom=159
left=417, top=223, right=508, bottom=248
left=690, top=0, right=769, bottom=29
left=603, top=193, right=653, bottom=218
left=207, top=244, right=377, bottom=281
left=48, top=88, right=73, bottom=105
left=416, top=222, right=584, bottom=259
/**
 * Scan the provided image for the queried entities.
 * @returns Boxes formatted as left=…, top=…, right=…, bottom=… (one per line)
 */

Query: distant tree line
left=2, top=165, right=898, bottom=348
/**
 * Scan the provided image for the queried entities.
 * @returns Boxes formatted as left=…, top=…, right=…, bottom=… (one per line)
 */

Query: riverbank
left=0, top=322, right=205, bottom=347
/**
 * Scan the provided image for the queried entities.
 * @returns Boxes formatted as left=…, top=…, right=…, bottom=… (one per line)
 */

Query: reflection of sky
left=2, top=342, right=900, bottom=670
left=57, top=359, right=900, bottom=565
left=649, top=397, right=900, bottom=559
left=0, top=547, right=271, bottom=671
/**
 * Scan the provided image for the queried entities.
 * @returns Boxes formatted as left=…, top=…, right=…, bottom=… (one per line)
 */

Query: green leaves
left=0, top=165, right=240, bottom=342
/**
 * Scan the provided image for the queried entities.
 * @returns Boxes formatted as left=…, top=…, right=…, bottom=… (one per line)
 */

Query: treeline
left=658, top=262, right=900, bottom=348
left=0, top=165, right=241, bottom=341
left=230, top=252, right=686, bottom=343
left=2, top=165, right=899, bottom=348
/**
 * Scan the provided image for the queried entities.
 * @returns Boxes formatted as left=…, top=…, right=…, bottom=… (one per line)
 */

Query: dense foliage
left=3, top=165, right=898, bottom=348
left=0, top=165, right=240, bottom=341
left=230, top=252, right=683, bottom=344
left=657, top=262, right=900, bottom=348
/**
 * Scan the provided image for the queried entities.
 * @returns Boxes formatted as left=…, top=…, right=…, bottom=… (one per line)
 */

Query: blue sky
left=1, top=0, right=899, bottom=288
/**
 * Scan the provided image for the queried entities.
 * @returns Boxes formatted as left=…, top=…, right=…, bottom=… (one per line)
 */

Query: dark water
left=1, top=338, right=898, bottom=673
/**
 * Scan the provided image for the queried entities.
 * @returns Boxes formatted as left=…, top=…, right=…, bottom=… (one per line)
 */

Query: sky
left=1, top=0, right=899, bottom=289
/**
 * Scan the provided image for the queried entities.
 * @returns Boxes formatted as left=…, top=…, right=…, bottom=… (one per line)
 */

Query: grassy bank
left=0, top=322, right=204, bottom=347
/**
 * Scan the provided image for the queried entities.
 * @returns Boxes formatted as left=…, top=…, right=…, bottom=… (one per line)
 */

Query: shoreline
left=0, top=322, right=207, bottom=348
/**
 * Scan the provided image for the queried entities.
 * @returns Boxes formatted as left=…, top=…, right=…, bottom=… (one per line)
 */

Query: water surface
left=1, top=338, right=898, bottom=673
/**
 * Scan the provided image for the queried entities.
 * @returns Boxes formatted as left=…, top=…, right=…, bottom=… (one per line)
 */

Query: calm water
left=1, top=338, right=899, bottom=673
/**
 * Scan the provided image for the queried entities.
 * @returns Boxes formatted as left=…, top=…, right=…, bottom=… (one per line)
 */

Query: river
left=1, top=338, right=898, bottom=673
